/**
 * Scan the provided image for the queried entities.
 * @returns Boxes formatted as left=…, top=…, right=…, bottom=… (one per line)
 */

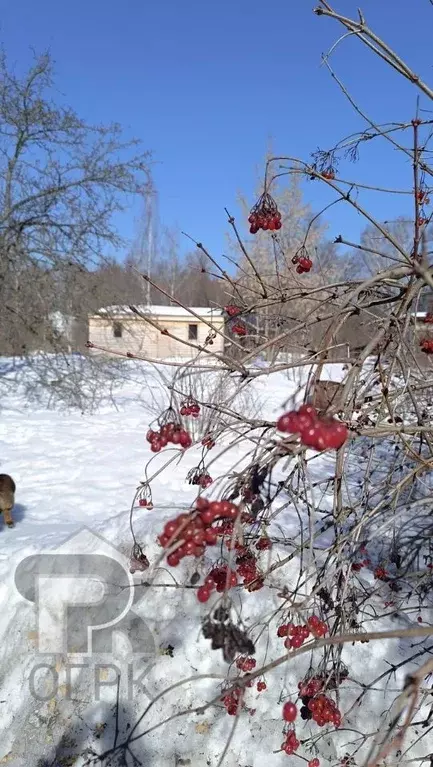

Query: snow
left=94, top=305, right=224, bottom=318
left=0, top=357, right=431, bottom=766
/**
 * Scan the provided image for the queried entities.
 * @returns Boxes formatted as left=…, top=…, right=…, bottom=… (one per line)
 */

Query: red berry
left=179, top=431, right=192, bottom=448
left=302, top=424, right=327, bottom=450
left=321, top=420, right=349, bottom=449
left=257, top=681, right=266, bottom=691
left=277, top=411, right=300, bottom=433
left=200, top=508, right=216, bottom=525
left=224, top=501, right=239, bottom=519
left=209, top=500, right=224, bottom=517
left=282, top=702, right=297, bottom=722
left=192, top=530, right=205, bottom=545
left=204, top=528, right=218, bottom=545
left=183, top=539, right=196, bottom=556
left=232, top=322, right=247, bottom=336
left=197, top=586, right=211, bottom=602
left=163, top=520, right=178, bottom=538
left=167, top=552, right=180, bottom=567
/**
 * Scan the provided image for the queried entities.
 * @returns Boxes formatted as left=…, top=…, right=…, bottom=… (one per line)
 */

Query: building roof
left=92, top=305, right=223, bottom=318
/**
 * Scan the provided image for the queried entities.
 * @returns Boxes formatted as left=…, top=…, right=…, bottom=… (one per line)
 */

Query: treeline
left=0, top=250, right=229, bottom=355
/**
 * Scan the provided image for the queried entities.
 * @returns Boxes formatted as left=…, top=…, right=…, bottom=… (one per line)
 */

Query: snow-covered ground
left=0, top=357, right=431, bottom=767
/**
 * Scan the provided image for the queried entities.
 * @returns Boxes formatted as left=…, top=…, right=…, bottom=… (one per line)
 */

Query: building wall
left=88, top=315, right=225, bottom=358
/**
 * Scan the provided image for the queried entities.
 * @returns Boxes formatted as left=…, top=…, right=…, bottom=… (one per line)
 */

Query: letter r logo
left=15, top=553, right=132, bottom=655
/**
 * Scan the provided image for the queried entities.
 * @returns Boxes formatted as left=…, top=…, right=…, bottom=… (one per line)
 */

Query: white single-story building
left=87, top=305, right=225, bottom=358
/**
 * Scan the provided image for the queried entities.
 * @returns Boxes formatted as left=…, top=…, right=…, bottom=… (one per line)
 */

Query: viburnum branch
left=315, top=2, right=433, bottom=101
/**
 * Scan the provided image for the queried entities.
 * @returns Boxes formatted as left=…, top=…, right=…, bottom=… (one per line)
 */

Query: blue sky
left=2, top=0, right=433, bottom=262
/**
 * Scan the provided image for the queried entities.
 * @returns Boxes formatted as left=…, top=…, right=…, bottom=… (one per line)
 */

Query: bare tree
left=0, top=49, right=152, bottom=404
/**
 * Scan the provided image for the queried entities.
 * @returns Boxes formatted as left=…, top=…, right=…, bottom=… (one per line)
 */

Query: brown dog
left=0, top=474, right=15, bottom=527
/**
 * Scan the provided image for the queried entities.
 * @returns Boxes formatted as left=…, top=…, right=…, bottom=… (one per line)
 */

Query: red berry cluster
left=257, top=680, right=266, bottom=692
left=221, top=687, right=244, bottom=716
left=277, top=616, right=326, bottom=648
left=307, top=695, right=341, bottom=728
left=423, top=312, right=433, bottom=324
left=201, top=435, right=215, bottom=449
left=282, top=701, right=297, bottom=722
left=281, top=730, right=300, bottom=755
left=180, top=399, right=200, bottom=417
left=297, top=257, right=313, bottom=273
left=187, top=467, right=213, bottom=488
left=248, top=192, right=282, bottom=234
left=298, top=676, right=324, bottom=698
left=224, top=304, right=242, bottom=317
left=232, top=321, right=247, bottom=336
left=236, top=550, right=264, bottom=591
left=236, top=655, right=256, bottom=672
left=285, top=624, right=309, bottom=649
left=292, top=248, right=313, bottom=274
left=374, top=565, right=388, bottom=580
left=420, top=338, right=433, bottom=353
left=199, top=473, right=213, bottom=488
left=309, top=759, right=320, bottom=767
left=146, top=423, right=192, bottom=452
left=277, top=404, right=348, bottom=451
left=138, top=498, right=154, bottom=509
left=307, top=614, right=327, bottom=637
left=158, top=498, right=241, bottom=568
left=197, top=565, right=238, bottom=602
left=137, top=483, right=153, bottom=509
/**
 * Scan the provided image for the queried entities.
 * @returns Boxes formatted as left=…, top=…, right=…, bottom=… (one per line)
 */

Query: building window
left=188, top=324, right=198, bottom=341
left=113, top=322, right=122, bottom=338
